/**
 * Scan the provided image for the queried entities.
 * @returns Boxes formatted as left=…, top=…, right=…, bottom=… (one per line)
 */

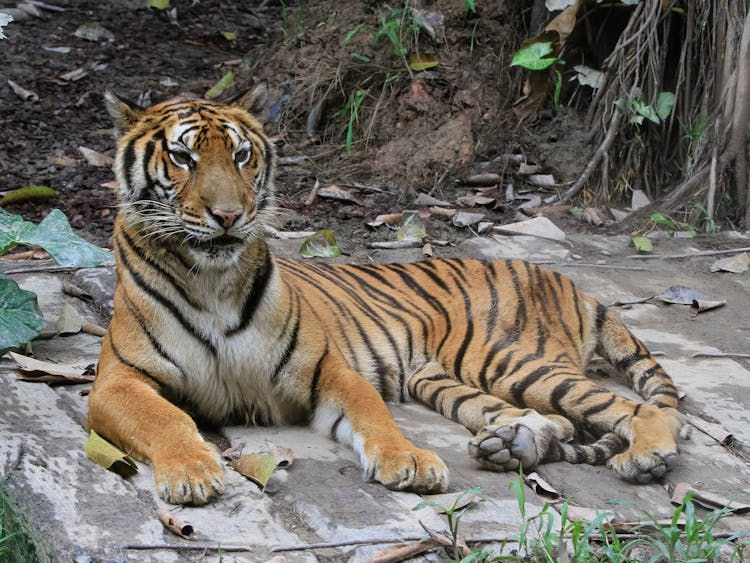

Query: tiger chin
left=87, top=84, right=683, bottom=506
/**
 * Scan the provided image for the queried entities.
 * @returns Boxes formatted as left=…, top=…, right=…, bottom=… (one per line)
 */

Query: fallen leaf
left=631, top=236, right=653, bottom=253
left=55, top=303, right=82, bottom=335
left=73, top=22, right=114, bottom=41
left=9, top=351, right=95, bottom=384
left=528, top=174, right=555, bottom=187
left=493, top=216, right=566, bottom=242
left=690, top=299, right=726, bottom=315
left=367, top=213, right=404, bottom=228
left=147, top=0, right=170, bottom=9
left=268, top=444, right=294, bottom=468
left=609, top=208, right=629, bottom=222
left=0, top=185, right=57, bottom=206
left=631, top=189, right=650, bottom=210
left=684, top=414, right=734, bottom=445
left=408, top=52, right=438, bottom=71
left=414, top=193, right=451, bottom=207
left=456, top=194, right=495, bottom=207
left=710, top=252, right=750, bottom=273
left=525, top=472, right=559, bottom=500
left=518, top=194, right=543, bottom=210
left=452, top=211, right=485, bottom=228
left=229, top=453, right=277, bottom=490
left=84, top=430, right=138, bottom=477
left=220, top=30, right=237, bottom=41
left=369, top=240, right=423, bottom=249
left=581, top=207, right=605, bottom=226
left=477, top=222, right=493, bottom=234
left=222, top=443, right=245, bottom=460
left=428, top=206, right=456, bottom=218
left=59, top=67, right=89, bottom=82
left=205, top=71, right=235, bottom=99
left=671, top=482, right=750, bottom=513
left=573, top=65, right=604, bottom=89
left=299, top=230, right=340, bottom=258
left=317, top=185, right=364, bottom=206
left=270, top=229, right=316, bottom=240
left=518, top=162, right=541, bottom=175
left=156, top=508, right=193, bottom=539
left=397, top=215, right=427, bottom=241
left=422, top=243, right=433, bottom=258
left=371, top=539, right=438, bottom=563
left=657, top=285, right=703, bottom=305
left=7, top=79, right=39, bottom=102
left=609, top=295, right=653, bottom=307
left=78, top=146, right=113, bottom=167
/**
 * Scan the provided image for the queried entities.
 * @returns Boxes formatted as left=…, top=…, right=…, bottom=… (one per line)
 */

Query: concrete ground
left=1, top=230, right=749, bottom=562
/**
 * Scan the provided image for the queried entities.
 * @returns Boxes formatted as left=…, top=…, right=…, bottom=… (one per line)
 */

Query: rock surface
left=2, top=231, right=750, bottom=561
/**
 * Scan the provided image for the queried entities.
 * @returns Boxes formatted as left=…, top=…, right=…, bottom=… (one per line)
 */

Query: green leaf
left=510, top=42, right=558, bottom=70
left=299, top=230, right=341, bottom=258
left=229, top=453, right=277, bottom=491
left=85, top=430, right=138, bottom=477
left=631, top=236, right=653, bottom=253
left=632, top=98, right=660, bottom=124
left=655, top=91, right=676, bottom=120
left=0, top=274, right=46, bottom=351
left=21, top=210, right=113, bottom=267
left=205, top=71, right=235, bottom=99
left=650, top=212, right=677, bottom=229
left=412, top=500, right=445, bottom=511
left=344, top=23, right=363, bottom=45
left=147, top=0, right=170, bottom=9
left=219, top=30, right=237, bottom=41
left=350, top=52, right=370, bottom=63
left=0, top=185, right=58, bottom=206
left=0, top=209, right=35, bottom=254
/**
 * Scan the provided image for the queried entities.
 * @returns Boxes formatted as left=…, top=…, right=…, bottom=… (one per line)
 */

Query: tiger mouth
left=192, top=234, right=244, bottom=251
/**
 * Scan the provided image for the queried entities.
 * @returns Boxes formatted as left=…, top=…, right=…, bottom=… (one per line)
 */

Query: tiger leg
left=407, top=362, right=585, bottom=472
left=310, top=353, right=448, bottom=493
left=503, top=362, right=681, bottom=483
left=88, top=341, right=224, bottom=505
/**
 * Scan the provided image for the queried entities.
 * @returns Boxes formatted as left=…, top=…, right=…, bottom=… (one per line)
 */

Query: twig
left=272, top=535, right=512, bottom=553
left=626, top=246, right=750, bottom=259
left=559, top=109, right=622, bottom=204
left=304, top=179, right=321, bottom=206
left=691, top=352, right=750, bottom=359
left=126, top=544, right=253, bottom=552
left=557, top=263, right=649, bottom=271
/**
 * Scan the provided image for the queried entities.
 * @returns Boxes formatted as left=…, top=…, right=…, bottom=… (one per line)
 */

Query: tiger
left=87, top=84, right=684, bottom=506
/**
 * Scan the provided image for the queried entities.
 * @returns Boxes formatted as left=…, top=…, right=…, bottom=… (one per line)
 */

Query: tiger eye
left=169, top=150, right=194, bottom=168
left=234, top=148, right=251, bottom=166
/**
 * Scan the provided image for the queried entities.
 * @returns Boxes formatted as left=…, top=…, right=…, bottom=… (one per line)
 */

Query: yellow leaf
left=408, top=53, right=439, bottom=72
left=84, top=430, right=138, bottom=477
left=205, top=71, right=235, bottom=99
left=0, top=186, right=58, bottom=206
left=228, top=453, right=277, bottom=490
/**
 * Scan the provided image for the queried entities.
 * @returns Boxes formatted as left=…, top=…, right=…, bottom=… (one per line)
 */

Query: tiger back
left=87, top=87, right=683, bottom=505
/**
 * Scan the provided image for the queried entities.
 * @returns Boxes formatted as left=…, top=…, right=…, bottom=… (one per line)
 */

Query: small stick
left=557, top=263, right=649, bottom=271
left=304, top=179, right=321, bottom=206
left=626, top=246, right=750, bottom=260
left=691, top=352, right=750, bottom=359
left=81, top=322, right=107, bottom=337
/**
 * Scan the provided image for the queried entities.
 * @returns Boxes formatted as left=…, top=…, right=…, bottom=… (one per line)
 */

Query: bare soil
left=1, top=0, right=583, bottom=252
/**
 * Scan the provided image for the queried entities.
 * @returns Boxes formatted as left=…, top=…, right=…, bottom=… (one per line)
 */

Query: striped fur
left=88, top=91, right=683, bottom=505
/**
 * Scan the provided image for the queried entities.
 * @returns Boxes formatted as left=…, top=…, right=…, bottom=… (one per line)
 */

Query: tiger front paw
left=365, top=444, right=448, bottom=493
left=152, top=442, right=226, bottom=505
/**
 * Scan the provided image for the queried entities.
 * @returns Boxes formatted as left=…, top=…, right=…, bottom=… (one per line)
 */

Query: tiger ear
left=104, top=91, right=144, bottom=135
left=233, top=81, right=268, bottom=116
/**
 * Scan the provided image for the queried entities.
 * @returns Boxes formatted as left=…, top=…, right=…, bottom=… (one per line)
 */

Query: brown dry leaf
left=462, top=173, right=501, bottom=186
left=369, top=240, right=423, bottom=249
left=317, top=185, right=364, bottom=206
left=7, top=79, right=39, bottom=103
left=9, top=351, right=95, bottom=384
left=684, top=414, right=734, bottom=445
left=671, top=482, right=750, bottom=513
left=78, top=146, right=113, bottom=167
left=690, top=299, right=726, bottom=316
left=268, top=443, right=294, bottom=468
left=524, top=472, right=559, bottom=500
left=367, top=212, right=404, bottom=228
left=428, top=206, right=456, bottom=218
left=222, top=443, right=245, bottom=460
left=710, top=252, right=750, bottom=273
left=609, top=295, right=653, bottom=307
left=408, top=52, right=439, bottom=71
left=456, top=194, right=495, bottom=207
left=229, top=453, right=277, bottom=490
left=422, top=243, right=433, bottom=258
left=528, top=174, right=556, bottom=187
left=452, top=211, right=485, bottom=228
left=518, top=162, right=541, bottom=175
left=545, top=0, right=582, bottom=44
left=156, top=508, right=194, bottom=539
left=371, top=539, right=438, bottom=563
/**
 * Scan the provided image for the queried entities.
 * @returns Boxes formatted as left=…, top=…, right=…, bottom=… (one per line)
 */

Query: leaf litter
left=84, top=430, right=138, bottom=477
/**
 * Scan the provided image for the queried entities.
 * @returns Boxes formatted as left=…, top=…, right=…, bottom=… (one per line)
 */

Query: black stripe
left=329, top=414, right=344, bottom=440
left=484, top=265, right=498, bottom=343
left=581, top=395, right=616, bottom=418
left=122, top=140, right=136, bottom=195
left=510, top=365, right=554, bottom=405
left=550, top=379, right=576, bottom=413
left=115, top=234, right=217, bottom=356
left=449, top=391, right=484, bottom=421
left=595, top=303, right=608, bottom=332
left=226, top=249, right=273, bottom=336
left=107, top=331, right=162, bottom=389
left=271, top=291, right=300, bottom=383
left=449, top=269, right=474, bottom=382
left=309, top=345, right=328, bottom=411
left=426, top=382, right=462, bottom=410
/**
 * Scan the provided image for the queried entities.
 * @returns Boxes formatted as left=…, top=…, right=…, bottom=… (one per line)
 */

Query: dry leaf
left=317, top=185, right=364, bottom=206
left=84, top=430, right=138, bottom=477
left=428, top=206, right=456, bottom=218
left=422, top=243, right=433, bottom=258
left=690, top=299, right=726, bottom=315
left=456, top=194, right=495, bottom=207
left=9, top=351, right=95, bottom=384
left=56, top=303, right=82, bottom=335
left=367, top=212, right=404, bottom=228
left=371, top=539, right=437, bottom=563
left=462, top=173, right=501, bottom=186
left=671, top=482, right=750, bottom=513
left=524, top=472, right=559, bottom=500
left=684, top=414, right=734, bottom=445
left=229, top=453, right=277, bottom=490
left=609, top=295, right=653, bottom=307
left=631, top=189, right=650, bottom=210
left=59, top=67, right=89, bottom=82
left=518, top=162, right=541, bottom=175
left=710, top=252, right=750, bottom=273
left=528, top=174, right=556, bottom=187
left=369, top=240, right=423, bottom=249
left=157, top=508, right=194, bottom=539
left=268, top=443, right=294, bottom=468
left=7, top=79, right=39, bottom=102
left=452, top=211, right=485, bottom=227
left=493, top=216, right=566, bottom=242
left=78, top=146, right=113, bottom=167
left=477, top=221, right=494, bottom=234
left=222, top=443, right=245, bottom=460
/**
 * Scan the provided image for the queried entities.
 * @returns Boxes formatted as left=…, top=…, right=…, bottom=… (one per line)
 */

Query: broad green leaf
left=147, top=0, right=170, bottom=9
left=0, top=209, right=36, bottom=254
left=650, top=212, right=677, bottom=229
left=631, top=236, right=653, bottom=253
left=0, top=274, right=45, bottom=351
left=85, top=430, right=138, bottom=477
left=229, top=453, right=277, bottom=491
left=0, top=185, right=58, bottom=207
left=22, top=210, right=113, bottom=267
left=510, top=42, right=558, bottom=70
left=299, top=230, right=340, bottom=258
left=205, top=71, right=235, bottom=99
left=632, top=99, right=659, bottom=124
left=655, top=91, right=676, bottom=120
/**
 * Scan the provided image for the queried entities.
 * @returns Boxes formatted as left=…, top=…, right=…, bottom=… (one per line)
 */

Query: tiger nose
left=208, top=207, right=243, bottom=228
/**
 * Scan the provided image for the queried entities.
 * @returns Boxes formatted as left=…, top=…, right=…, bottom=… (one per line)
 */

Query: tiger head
left=105, top=84, right=277, bottom=265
